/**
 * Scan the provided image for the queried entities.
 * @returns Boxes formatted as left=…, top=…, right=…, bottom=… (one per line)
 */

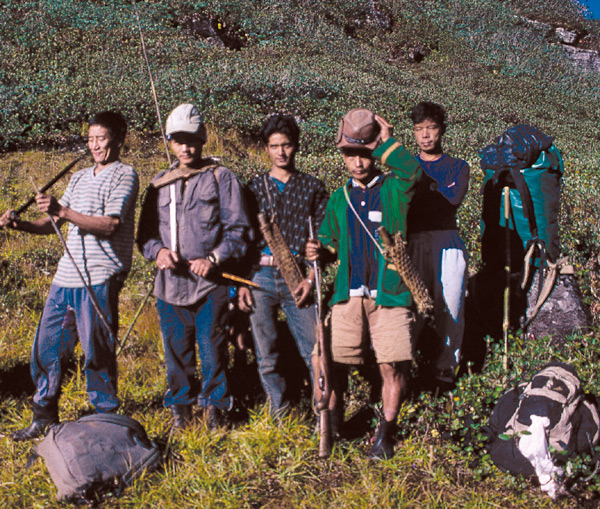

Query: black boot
left=12, top=407, right=58, bottom=442
left=369, top=419, right=397, bottom=460
left=171, top=405, right=193, bottom=429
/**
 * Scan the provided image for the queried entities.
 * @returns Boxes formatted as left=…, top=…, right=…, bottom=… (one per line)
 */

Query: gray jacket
left=137, top=164, right=250, bottom=306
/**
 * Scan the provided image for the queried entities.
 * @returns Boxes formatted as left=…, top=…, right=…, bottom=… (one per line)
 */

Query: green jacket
left=318, top=138, right=422, bottom=307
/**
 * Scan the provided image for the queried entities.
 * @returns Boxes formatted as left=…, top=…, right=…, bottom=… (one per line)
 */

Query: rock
left=526, top=271, right=592, bottom=342
left=562, top=45, right=600, bottom=73
left=180, top=12, right=247, bottom=50
left=555, top=27, right=581, bottom=45
left=406, top=46, right=430, bottom=63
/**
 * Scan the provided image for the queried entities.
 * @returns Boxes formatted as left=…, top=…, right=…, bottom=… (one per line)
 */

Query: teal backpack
left=480, top=124, right=564, bottom=272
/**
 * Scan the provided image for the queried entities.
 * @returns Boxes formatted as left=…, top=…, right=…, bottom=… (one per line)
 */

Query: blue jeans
left=156, top=285, right=231, bottom=410
left=249, top=266, right=316, bottom=413
left=31, top=275, right=123, bottom=417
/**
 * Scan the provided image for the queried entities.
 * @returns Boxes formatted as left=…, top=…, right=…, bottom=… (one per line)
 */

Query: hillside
left=1, top=0, right=600, bottom=506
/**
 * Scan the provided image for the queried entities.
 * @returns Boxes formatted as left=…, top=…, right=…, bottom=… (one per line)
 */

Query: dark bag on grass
left=36, top=413, right=161, bottom=503
left=486, top=363, right=600, bottom=475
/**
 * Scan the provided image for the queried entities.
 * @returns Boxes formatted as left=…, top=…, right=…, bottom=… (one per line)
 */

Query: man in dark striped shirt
left=238, top=114, right=329, bottom=415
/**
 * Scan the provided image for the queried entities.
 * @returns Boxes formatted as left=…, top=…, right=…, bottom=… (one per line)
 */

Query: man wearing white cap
left=307, top=108, right=421, bottom=459
left=137, top=103, right=250, bottom=429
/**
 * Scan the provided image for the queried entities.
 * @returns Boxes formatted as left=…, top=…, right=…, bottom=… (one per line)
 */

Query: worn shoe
left=171, top=405, right=193, bottom=429
left=206, top=406, right=224, bottom=430
left=12, top=418, right=58, bottom=441
left=369, top=419, right=397, bottom=460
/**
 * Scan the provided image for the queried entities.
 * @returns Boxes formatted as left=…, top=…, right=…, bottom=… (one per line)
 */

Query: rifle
left=15, top=153, right=87, bottom=216
left=309, top=217, right=332, bottom=458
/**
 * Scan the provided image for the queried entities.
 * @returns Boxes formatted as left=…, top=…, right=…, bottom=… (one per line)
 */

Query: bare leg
left=379, top=361, right=410, bottom=421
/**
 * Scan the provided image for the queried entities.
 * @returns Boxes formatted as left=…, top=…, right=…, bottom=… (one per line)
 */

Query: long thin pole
left=132, top=1, right=178, bottom=252
left=116, top=283, right=154, bottom=357
left=132, top=1, right=171, bottom=167
left=503, top=186, right=511, bottom=372
left=220, top=272, right=261, bottom=289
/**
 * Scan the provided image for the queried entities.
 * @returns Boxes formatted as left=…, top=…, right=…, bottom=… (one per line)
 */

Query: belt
left=259, top=254, right=278, bottom=267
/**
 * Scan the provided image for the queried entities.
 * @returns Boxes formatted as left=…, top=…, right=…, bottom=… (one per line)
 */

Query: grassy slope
left=0, top=0, right=600, bottom=506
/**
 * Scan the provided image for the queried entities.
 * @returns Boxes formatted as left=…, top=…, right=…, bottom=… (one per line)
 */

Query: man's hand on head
left=374, top=115, right=395, bottom=144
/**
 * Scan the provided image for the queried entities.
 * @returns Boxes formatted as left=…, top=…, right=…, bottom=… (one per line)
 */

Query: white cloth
left=518, top=415, right=564, bottom=499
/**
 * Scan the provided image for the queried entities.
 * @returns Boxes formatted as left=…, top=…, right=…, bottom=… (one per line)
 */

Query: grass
left=0, top=139, right=598, bottom=507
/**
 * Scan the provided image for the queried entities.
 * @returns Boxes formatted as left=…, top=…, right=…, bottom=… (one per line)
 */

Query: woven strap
left=151, top=164, right=218, bottom=188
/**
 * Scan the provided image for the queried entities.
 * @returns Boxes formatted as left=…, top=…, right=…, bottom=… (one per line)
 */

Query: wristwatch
left=207, top=253, right=219, bottom=265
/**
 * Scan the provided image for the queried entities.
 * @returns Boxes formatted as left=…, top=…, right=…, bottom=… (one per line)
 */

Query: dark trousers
left=156, top=285, right=231, bottom=411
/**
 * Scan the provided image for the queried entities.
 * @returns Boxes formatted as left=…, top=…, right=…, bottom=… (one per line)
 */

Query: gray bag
left=36, top=413, right=161, bottom=503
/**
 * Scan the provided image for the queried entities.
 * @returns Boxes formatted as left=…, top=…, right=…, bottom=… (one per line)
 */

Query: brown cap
left=336, top=108, right=381, bottom=150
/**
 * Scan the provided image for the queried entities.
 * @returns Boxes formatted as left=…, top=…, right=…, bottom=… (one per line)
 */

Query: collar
left=349, top=173, right=383, bottom=189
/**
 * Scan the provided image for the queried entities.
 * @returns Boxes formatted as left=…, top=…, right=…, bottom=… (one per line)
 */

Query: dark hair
left=260, top=113, right=300, bottom=146
left=410, top=102, right=447, bottom=135
left=89, top=111, right=127, bottom=144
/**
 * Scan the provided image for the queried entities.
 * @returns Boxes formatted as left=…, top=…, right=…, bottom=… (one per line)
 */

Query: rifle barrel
left=16, top=154, right=87, bottom=216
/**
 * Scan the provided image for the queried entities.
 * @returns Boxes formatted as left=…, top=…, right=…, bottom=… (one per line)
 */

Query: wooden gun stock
left=315, top=317, right=332, bottom=458
left=318, top=407, right=332, bottom=458
left=309, top=216, right=332, bottom=458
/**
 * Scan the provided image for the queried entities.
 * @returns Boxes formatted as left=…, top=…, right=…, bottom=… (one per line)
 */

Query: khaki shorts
left=328, top=297, right=415, bottom=365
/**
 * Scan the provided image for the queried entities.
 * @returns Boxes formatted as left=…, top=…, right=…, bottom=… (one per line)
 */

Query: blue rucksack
left=36, top=413, right=161, bottom=503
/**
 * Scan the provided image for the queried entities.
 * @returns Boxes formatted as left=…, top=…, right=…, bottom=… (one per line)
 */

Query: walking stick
left=116, top=281, right=154, bottom=357
left=502, top=186, right=511, bottom=372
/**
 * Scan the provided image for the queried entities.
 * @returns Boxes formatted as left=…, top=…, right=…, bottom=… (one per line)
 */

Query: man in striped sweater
left=1, top=111, right=139, bottom=440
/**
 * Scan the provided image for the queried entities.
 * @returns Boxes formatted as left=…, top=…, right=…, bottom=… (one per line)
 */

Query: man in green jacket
left=306, top=108, right=421, bottom=459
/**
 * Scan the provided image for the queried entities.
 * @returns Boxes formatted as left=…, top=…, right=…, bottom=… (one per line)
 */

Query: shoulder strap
left=212, top=165, right=223, bottom=186
left=77, top=413, right=148, bottom=436
left=343, top=184, right=385, bottom=257
left=151, top=163, right=218, bottom=188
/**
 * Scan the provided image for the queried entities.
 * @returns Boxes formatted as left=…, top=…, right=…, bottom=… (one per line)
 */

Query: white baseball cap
left=165, top=103, right=207, bottom=142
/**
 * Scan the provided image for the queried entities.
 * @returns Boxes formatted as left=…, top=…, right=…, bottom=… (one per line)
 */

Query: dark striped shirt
left=246, top=171, right=329, bottom=257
